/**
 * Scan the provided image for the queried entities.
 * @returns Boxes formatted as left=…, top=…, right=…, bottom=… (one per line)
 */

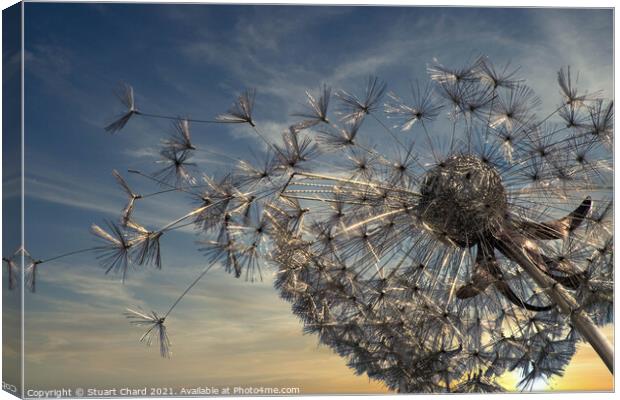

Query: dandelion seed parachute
left=126, top=220, right=163, bottom=269
left=164, top=118, right=195, bottom=151
left=274, top=127, right=319, bottom=170
left=105, top=83, right=139, bottom=134
left=216, top=89, right=256, bottom=126
left=154, top=148, right=197, bottom=187
left=25, top=260, right=40, bottom=293
left=112, top=169, right=142, bottom=226
left=292, top=84, right=331, bottom=129
left=2, top=257, right=18, bottom=290
left=477, top=58, right=522, bottom=89
left=384, top=81, right=443, bottom=131
left=2, top=247, right=24, bottom=290
left=91, top=221, right=133, bottom=282
left=125, top=307, right=171, bottom=358
left=336, top=76, right=387, bottom=123
left=16, top=247, right=42, bottom=293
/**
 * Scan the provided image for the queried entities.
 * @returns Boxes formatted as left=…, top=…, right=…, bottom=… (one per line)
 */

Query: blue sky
left=9, top=3, right=613, bottom=391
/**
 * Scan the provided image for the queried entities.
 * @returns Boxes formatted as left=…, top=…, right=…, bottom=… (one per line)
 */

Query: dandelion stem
left=137, top=112, right=220, bottom=124
left=251, top=125, right=288, bottom=160
left=294, top=171, right=421, bottom=196
left=127, top=169, right=203, bottom=197
left=496, top=235, right=614, bottom=373
left=159, top=203, right=222, bottom=233
left=164, top=260, right=217, bottom=319
left=337, top=207, right=414, bottom=236
left=141, top=188, right=183, bottom=199
left=38, top=247, right=99, bottom=264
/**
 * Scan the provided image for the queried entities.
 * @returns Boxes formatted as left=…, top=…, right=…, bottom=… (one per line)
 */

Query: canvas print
left=2, top=3, right=614, bottom=397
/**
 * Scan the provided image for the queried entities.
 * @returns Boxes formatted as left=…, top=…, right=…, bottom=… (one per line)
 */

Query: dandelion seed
left=336, top=76, right=387, bottom=123
left=345, top=149, right=379, bottom=181
left=193, top=176, right=238, bottom=232
left=112, top=169, right=142, bottom=226
left=200, top=234, right=241, bottom=278
left=164, top=118, right=196, bottom=151
left=316, top=115, right=363, bottom=149
left=154, top=148, right=197, bottom=187
left=557, top=67, right=584, bottom=106
left=216, top=89, right=256, bottom=126
left=460, top=82, right=496, bottom=120
left=105, top=83, right=139, bottom=133
left=476, top=58, right=522, bottom=89
left=558, top=103, right=588, bottom=129
left=428, top=56, right=484, bottom=84
left=91, top=221, right=133, bottom=282
left=384, top=81, right=443, bottom=131
left=2, top=255, right=18, bottom=290
left=490, top=84, right=540, bottom=131
left=235, top=152, right=278, bottom=186
left=293, top=84, right=331, bottom=128
left=25, top=258, right=43, bottom=293
left=274, top=127, right=319, bottom=170
left=586, top=99, right=613, bottom=146
left=126, top=220, right=163, bottom=269
left=125, top=307, right=170, bottom=358
left=456, top=371, right=504, bottom=393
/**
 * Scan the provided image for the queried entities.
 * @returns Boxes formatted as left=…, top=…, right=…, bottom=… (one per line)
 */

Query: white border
left=0, top=2, right=616, bottom=400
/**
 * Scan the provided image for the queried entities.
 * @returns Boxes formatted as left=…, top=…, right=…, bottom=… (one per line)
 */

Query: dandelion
left=270, top=60, right=613, bottom=391
left=125, top=307, right=171, bottom=358
left=105, top=83, right=139, bottom=134
left=96, top=57, right=613, bottom=392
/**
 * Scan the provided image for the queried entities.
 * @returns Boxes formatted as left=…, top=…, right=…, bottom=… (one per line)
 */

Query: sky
left=3, top=3, right=613, bottom=394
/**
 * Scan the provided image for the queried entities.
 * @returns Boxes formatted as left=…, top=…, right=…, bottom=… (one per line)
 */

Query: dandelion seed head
left=418, top=155, right=507, bottom=246
left=103, top=56, right=613, bottom=391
